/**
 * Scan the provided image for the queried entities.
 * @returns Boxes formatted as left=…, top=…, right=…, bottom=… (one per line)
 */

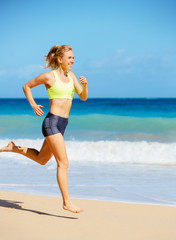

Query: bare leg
left=45, top=133, right=83, bottom=213
left=0, top=140, right=53, bottom=165
left=0, top=136, right=83, bottom=213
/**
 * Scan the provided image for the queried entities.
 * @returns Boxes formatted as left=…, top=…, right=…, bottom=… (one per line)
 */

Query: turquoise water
left=1, top=98, right=176, bottom=117
left=1, top=98, right=176, bottom=205
left=1, top=98, right=176, bottom=142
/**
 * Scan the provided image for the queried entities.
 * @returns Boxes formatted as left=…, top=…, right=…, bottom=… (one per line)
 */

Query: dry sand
left=0, top=190, right=176, bottom=240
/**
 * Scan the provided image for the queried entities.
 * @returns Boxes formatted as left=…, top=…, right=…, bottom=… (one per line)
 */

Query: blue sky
left=0, top=0, right=176, bottom=98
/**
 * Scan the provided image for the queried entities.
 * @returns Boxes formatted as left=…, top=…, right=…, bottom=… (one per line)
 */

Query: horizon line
left=1, top=97, right=176, bottom=100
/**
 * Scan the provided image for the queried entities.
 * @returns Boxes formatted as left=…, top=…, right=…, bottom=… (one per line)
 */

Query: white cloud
left=89, top=49, right=176, bottom=77
left=0, top=70, right=7, bottom=77
left=0, top=64, right=45, bottom=81
left=91, top=58, right=109, bottom=68
left=114, top=48, right=125, bottom=58
left=17, top=64, right=43, bottom=79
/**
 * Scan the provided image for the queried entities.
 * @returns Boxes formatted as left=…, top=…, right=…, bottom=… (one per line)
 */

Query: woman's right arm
left=23, top=72, right=49, bottom=116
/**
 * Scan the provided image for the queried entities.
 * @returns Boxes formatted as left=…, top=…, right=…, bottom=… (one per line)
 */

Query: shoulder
left=68, top=71, right=75, bottom=78
left=37, top=71, right=53, bottom=84
left=68, top=71, right=77, bottom=82
left=41, top=71, right=53, bottom=80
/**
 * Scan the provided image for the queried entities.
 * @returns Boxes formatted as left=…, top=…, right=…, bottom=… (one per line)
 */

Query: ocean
left=0, top=98, right=176, bottom=206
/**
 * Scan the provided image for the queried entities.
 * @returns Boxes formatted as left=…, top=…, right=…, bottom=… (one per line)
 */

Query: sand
left=0, top=190, right=176, bottom=240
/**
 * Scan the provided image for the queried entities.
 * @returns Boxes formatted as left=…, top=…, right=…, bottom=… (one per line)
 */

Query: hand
left=79, top=76, right=87, bottom=86
left=32, top=104, right=44, bottom=116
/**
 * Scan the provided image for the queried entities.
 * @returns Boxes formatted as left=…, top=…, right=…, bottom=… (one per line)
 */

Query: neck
left=57, top=66, right=68, bottom=77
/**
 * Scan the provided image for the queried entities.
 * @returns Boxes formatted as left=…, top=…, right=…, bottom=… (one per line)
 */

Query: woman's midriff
left=49, top=99, right=72, bottom=118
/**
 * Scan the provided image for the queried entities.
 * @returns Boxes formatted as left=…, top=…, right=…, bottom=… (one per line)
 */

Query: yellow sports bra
left=47, top=70, right=75, bottom=100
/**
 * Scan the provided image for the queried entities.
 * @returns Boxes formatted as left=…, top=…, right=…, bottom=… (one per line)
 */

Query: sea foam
left=1, top=138, right=176, bottom=166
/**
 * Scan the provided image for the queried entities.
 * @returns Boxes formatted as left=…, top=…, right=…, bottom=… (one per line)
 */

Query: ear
left=57, top=57, right=62, bottom=64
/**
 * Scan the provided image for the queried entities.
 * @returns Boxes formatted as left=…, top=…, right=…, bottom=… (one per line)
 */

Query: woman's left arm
left=70, top=72, right=88, bottom=101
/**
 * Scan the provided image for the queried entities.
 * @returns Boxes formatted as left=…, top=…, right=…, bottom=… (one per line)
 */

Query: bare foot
left=63, top=202, right=84, bottom=213
left=0, top=141, right=16, bottom=152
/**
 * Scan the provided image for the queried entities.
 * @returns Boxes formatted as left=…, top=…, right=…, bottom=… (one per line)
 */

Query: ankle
left=13, top=145, right=23, bottom=154
left=63, top=199, right=72, bottom=206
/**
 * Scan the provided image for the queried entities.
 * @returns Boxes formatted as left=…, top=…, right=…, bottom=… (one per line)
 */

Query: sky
left=0, top=0, right=176, bottom=98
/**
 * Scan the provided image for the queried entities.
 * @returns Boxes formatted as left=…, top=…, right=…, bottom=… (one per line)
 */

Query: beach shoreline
left=0, top=190, right=176, bottom=240
left=1, top=188, right=176, bottom=208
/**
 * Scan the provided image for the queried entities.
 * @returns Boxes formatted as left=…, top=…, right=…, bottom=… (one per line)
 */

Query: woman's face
left=59, top=50, right=74, bottom=71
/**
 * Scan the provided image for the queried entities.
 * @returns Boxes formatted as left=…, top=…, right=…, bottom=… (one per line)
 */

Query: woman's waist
left=49, top=99, right=72, bottom=118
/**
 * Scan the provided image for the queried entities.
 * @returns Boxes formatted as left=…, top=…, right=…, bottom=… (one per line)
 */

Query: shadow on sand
left=0, top=199, right=78, bottom=220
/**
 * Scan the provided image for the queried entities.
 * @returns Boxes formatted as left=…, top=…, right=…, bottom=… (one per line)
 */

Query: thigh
left=38, top=139, right=53, bottom=161
left=45, top=133, right=68, bottom=165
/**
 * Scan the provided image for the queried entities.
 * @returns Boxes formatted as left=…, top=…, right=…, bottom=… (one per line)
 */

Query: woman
left=0, top=45, right=88, bottom=213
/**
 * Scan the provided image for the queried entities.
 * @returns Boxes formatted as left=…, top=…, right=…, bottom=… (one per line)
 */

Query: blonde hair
left=44, top=45, right=72, bottom=70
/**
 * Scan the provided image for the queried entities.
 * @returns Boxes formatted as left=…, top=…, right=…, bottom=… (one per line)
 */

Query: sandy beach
left=0, top=190, right=176, bottom=240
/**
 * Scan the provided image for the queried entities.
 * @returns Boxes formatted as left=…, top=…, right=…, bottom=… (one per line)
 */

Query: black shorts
left=42, top=112, right=68, bottom=137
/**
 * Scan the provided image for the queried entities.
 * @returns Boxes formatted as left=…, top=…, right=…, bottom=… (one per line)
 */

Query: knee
left=57, top=158, right=69, bottom=169
left=40, top=161, right=48, bottom=166
left=38, top=157, right=49, bottom=166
